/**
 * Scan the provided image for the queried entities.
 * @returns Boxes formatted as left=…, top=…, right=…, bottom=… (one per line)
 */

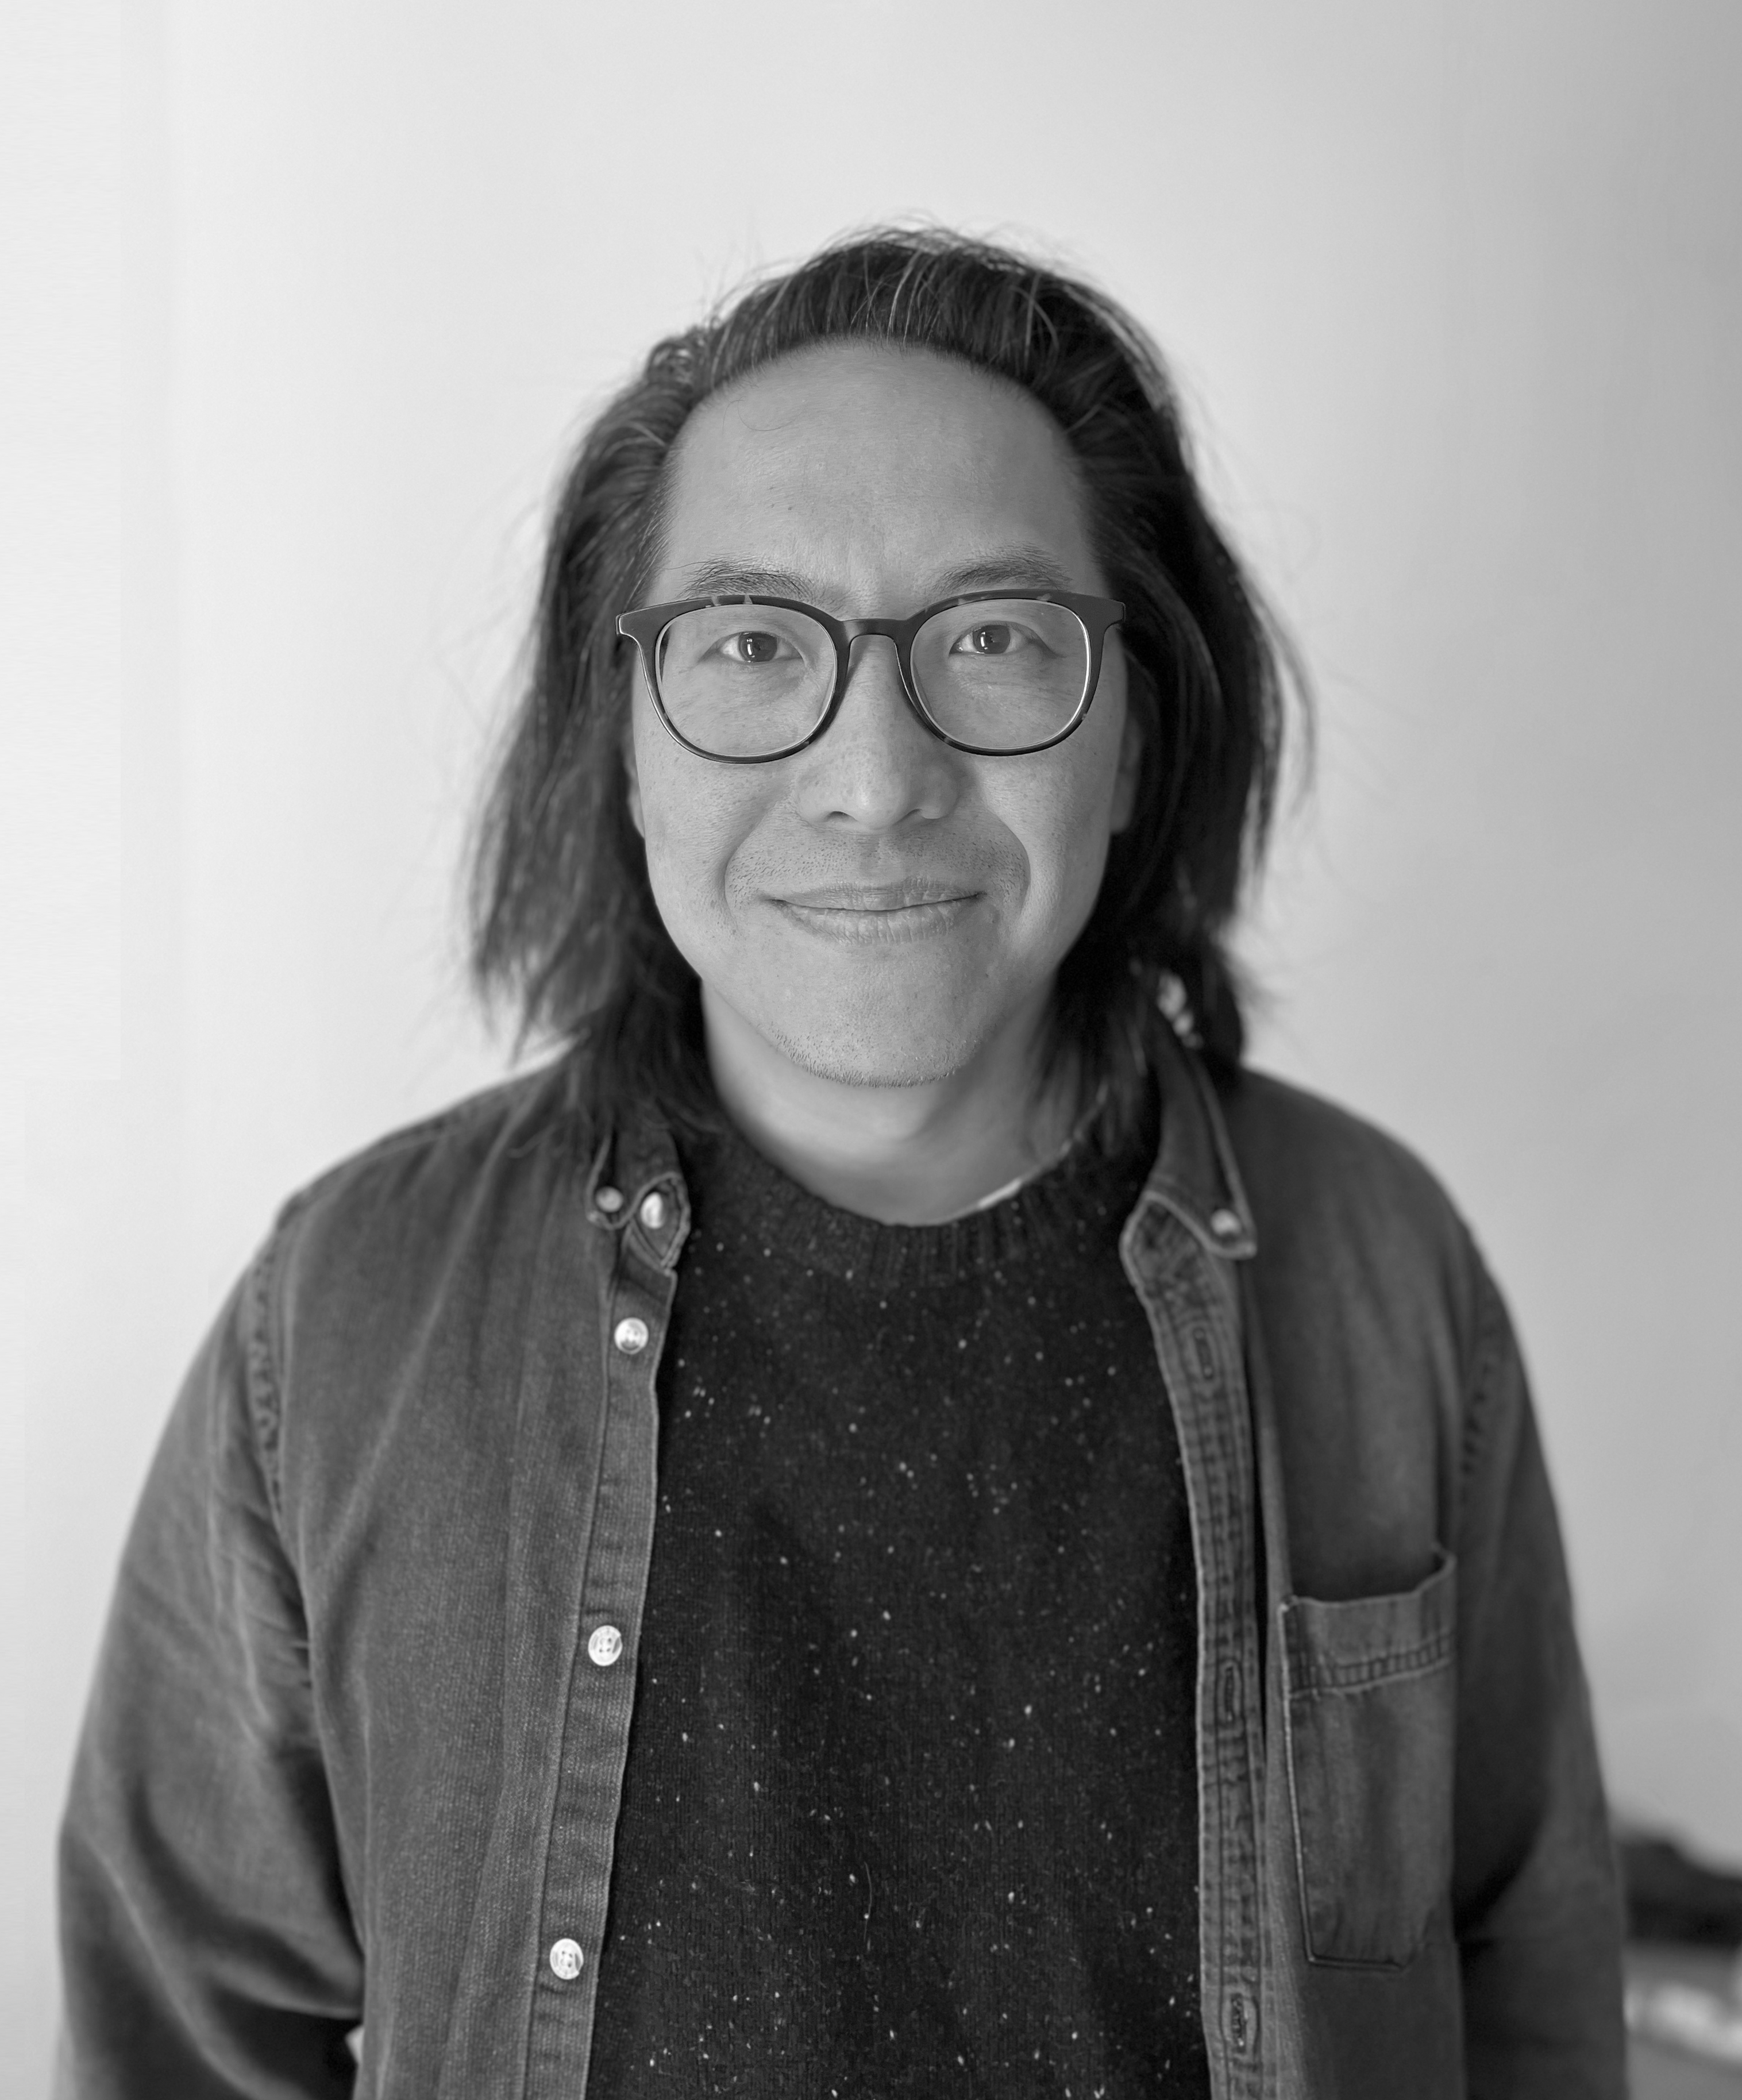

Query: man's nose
left=791, top=634, right=961, bottom=831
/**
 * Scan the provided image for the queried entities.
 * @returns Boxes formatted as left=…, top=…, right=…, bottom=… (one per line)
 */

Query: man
left=59, top=229, right=1625, bottom=2097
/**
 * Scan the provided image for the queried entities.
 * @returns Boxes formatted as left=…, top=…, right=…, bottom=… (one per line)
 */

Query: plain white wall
left=6, top=0, right=1739, bottom=2087
left=3, top=6, right=182, bottom=2089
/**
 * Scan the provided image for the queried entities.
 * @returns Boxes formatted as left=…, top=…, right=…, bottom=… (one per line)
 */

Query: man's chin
left=758, top=1020, right=974, bottom=1093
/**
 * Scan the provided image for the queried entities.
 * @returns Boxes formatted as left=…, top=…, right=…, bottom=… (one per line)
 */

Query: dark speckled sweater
left=588, top=1099, right=1209, bottom=2099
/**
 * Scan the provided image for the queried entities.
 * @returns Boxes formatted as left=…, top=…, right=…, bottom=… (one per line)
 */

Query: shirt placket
left=523, top=1170, right=688, bottom=2097
left=1123, top=1200, right=1269, bottom=2100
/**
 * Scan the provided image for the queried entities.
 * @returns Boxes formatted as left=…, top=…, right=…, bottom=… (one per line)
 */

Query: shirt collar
left=1139, top=1023, right=1258, bottom=1261
left=583, top=1101, right=690, bottom=1265
left=577, top=1019, right=1256, bottom=1264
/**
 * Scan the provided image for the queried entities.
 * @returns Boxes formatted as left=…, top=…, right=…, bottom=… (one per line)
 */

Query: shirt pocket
left=1279, top=1551, right=1456, bottom=1969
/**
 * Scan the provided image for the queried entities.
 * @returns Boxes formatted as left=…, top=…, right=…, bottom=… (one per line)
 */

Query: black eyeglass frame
left=615, top=590, right=1126, bottom=764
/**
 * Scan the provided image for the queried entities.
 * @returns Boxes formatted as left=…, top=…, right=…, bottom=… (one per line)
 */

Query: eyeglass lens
left=651, top=600, right=1092, bottom=758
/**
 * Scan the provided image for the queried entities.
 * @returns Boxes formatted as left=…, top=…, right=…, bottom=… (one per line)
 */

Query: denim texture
left=57, top=1028, right=1626, bottom=2097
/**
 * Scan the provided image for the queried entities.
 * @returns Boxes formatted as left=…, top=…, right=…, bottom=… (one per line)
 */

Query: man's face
left=625, top=342, right=1140, bottom=1093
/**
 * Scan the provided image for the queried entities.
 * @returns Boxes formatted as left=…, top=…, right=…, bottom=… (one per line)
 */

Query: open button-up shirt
left=57, top=1029, right=1626, bottom=2097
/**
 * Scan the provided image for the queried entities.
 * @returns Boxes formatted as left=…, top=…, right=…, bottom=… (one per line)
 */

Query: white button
left=613, top=1316, right=649, bottom=1355
left=639, top=1191, right=666, bottom=1231
left=596, top=1185, right=624, bottom=1214
left=1209, top=1207, right=1242, bottom=1240
left=548, top=1937, right=584, bottom=1980
left=588, top=1623, right=623, bottom=1667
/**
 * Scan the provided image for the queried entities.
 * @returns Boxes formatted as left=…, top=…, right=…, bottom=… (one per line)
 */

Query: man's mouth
left=772, top=880, right=981, bottom=943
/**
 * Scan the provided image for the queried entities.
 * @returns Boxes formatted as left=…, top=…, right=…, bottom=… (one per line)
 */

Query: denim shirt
left=57, top=1029, right=1626, bottom=2098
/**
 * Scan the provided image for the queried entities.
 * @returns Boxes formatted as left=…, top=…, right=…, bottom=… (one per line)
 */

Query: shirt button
left=1225, top=1987, right=1257, bottom=2051
left=639, top=1190, right=666, bottom=1231
left=587, top=1624, right=623, bottom=1668
left=548, top=1937, right=584, bottom=1980
left=595, top=1185, right=624, bottom=1215
left=613, top=1316, right=649, bottom=1354
left=1209, top=1206, right=1242, bottom=1242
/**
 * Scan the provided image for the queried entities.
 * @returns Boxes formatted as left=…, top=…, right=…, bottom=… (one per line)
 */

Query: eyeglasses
left=615, top=591, right=1125, bottom=764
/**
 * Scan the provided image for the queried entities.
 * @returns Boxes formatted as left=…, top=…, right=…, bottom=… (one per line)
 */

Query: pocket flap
left=1281, top=1550, right=1456, bottom=1694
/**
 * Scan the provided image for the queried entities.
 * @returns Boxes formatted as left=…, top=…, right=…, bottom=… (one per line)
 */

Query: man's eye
left=954, top=623, right=1029, bottom=657
left=720, top=630, right=786, bottom=665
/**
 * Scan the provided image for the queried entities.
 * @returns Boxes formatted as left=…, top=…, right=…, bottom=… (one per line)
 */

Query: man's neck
left=701, top=990, right=1077, bottom=1226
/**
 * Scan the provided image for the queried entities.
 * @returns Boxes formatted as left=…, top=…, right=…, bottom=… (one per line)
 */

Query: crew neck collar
left=678, top=1087, right=1158, bottom=1290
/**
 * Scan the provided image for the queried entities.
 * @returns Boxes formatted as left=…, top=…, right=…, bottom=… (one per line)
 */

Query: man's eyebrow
left=676, top=561, right=818, bottom=599
left=672, top=546, right=1081, bottom=604
left=938, top=549, right=1079, bottom=594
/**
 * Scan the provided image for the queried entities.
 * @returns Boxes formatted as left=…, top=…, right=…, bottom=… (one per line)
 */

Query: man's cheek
left=640, top=816, right=700, bottom=943
left=643, top=808, right=739, bottom=944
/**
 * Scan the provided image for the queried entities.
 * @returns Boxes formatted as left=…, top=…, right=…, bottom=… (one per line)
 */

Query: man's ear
left=622, top=712, right=645, bottom=839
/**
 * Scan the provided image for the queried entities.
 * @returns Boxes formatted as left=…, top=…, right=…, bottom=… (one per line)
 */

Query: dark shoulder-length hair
left=470, top=226, right=1301, bottom=1146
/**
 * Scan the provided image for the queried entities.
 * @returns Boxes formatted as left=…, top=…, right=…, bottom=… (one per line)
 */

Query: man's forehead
left=653, top=345, right=1101, bottom=603
left=670, top=345, right=1080, bottom=498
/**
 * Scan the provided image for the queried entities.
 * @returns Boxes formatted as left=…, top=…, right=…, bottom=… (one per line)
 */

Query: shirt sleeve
left=1451, top=1260, right=1628, bottom=2099
left=56, top=1242, right=364, bottom=2099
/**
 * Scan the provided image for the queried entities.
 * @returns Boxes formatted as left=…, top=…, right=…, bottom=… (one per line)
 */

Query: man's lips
left=770, top=879, right=983, bottom=943
left=774, top=880, right=980, bottom=912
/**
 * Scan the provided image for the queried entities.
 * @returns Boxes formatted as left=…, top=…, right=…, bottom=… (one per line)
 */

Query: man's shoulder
left=1215, top=1064, right=1481, bottom=1292
left=1220, top=1063, right=1458, bottom=1205
left=267, top=1058, right=594, bottom=1307
left=287, top=1057, right=586, bottom=1209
